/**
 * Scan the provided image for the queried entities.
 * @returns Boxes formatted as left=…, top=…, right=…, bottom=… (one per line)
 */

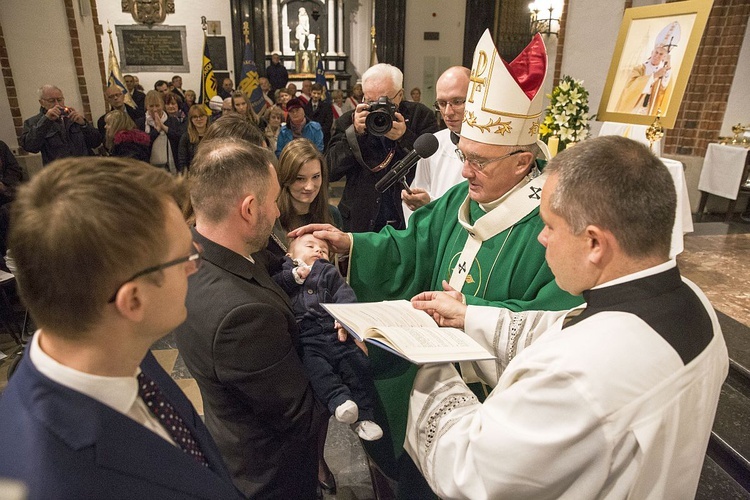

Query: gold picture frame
left=597, top=0, right=713, bottom=128
left=294, top=50, right=317, bottom=75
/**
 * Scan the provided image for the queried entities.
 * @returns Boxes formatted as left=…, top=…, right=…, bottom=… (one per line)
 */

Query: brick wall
left=90, top=0, right=107, bottom=90
left=0, top=22, right=24, bottom=142
left=64, top=0, right=93, bottom=123
left=664, top=0, right=750, bottom=156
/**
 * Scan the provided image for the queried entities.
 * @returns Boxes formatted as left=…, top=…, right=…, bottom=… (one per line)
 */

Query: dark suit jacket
left=20, top=108, right=102, bottom=165
left=327, top=100, right=438, bottom=232
left=174, top=228, right=323, bottom=499
left=0, top=351, right=242, bottom=500
left=131, top=89, right=146, bottom=112
left=136, top=115, right=183, bottom=171
left=304, top=100, right=333, bottom=151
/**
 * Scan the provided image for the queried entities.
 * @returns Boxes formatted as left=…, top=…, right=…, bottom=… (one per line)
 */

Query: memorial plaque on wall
left=116, top=25, right=189, bottom=73
left=206, top=36, right=227, bottom=71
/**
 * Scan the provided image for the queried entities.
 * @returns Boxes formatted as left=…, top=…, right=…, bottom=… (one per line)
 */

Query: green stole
left=348, top=175, right=582, bottom=484
left=448, top=171, right=546, bottom=292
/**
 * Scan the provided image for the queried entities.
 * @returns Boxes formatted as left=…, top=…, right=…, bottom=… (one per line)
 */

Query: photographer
left=20, top=85, right=101, bottom=165
left=327, top=64, right=437, bottom=232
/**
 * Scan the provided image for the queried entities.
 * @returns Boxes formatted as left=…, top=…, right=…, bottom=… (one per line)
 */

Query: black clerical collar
left=581, top=266, right=682, bottom=311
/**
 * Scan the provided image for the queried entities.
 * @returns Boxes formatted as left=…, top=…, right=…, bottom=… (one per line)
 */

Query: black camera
left=365, top=96, right=397, bottom=136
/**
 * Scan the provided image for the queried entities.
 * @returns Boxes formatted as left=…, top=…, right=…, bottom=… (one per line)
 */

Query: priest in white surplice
left=407, top=135, right=728, bottom=500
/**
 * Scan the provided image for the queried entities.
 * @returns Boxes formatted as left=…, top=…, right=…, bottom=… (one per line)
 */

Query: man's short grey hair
left=37, top=85, right=62, bottom=99
left=545, top=135, right=676, bottom=259
left=362, top=64, right=404, bottom=92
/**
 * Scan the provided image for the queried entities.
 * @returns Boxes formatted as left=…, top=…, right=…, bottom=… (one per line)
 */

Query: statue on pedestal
left=296, top=7, right=310, bottom=50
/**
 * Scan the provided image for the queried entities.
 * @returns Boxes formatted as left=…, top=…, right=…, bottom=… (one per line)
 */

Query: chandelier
left=529, top=0, right=563, bottom=36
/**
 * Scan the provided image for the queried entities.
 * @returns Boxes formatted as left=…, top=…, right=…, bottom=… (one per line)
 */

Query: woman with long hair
left=177, top=104, right=209, bottom=172
left=105, top=109, right=151, bottom=162
left=231, top=91, right=261, bottom=127
left=270, top=137, right=342, bottom=496
left=275, top=138, right=340, bottom=237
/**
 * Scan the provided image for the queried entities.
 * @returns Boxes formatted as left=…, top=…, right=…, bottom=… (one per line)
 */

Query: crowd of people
left=0, top=30, right=729, bottom=500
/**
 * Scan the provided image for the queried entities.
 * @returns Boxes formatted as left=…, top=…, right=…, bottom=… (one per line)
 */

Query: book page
left=369, top=326, right=483, bottom=351
left=322, top=300, right=437, bottom=338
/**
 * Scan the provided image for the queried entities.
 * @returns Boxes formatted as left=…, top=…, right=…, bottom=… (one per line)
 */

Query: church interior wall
left=0, top=0, right=746, bottom=196
left=558, top=0, right=628, bottom=138
left=0, top=0, right=101, bottom=148
left=0, top=34, right=13, bottom=150
left=720, top=19, right=750, bottom=137
left=345, top=0, right=373, bottom=83
left=95, top=0, right=235, bottom=108
left=403, top=0, right=466, bottom=106
left=77, top=0, right=107, bottom=128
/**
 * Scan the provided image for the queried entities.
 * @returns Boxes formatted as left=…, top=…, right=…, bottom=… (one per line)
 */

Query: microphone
left=375, top=133, right=440, bottom=193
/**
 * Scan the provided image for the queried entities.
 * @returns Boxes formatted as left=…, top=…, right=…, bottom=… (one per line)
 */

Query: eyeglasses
left=455, top=148, right=525, bottom=172
left=434, top=98, right=466, bottom=110
left=41, top=97, right=65, bottom=104
left=365, top=89, right=403, bottom=103
left=107, top=242, right=203, bottom=303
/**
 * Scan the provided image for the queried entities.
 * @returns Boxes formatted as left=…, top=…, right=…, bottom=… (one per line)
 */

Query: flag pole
left=199, top=16, right=218, bottom=114
left=106, top=22, right=135, bottom=109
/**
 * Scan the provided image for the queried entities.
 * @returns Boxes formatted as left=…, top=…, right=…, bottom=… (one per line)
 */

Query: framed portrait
left=597, top=0, right=713, bottom=128
left=295, top=50, right=317, bottom=75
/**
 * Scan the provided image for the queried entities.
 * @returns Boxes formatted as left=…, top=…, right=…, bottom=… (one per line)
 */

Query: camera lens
left=366, top=109, right=393, bottom=136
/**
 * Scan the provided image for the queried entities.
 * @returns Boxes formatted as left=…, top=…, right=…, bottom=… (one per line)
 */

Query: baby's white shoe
left=334, top=400, right=359, bottom=424
left=352, top=420, right=383, bottom=441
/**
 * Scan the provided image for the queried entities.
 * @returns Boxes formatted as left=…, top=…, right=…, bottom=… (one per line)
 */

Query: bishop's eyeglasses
left=455, top=148, right=525, bottom=172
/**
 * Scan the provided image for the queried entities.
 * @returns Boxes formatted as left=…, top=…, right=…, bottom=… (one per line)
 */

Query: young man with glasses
left=0, top=157, right=242, bottom=499
left=291, top=31, right=582, bottom=498
left=402, top=66, right=471, bottom=224
left=327, top=63, right=438, bottom=233
left=20, top=84, right=101, bottom=165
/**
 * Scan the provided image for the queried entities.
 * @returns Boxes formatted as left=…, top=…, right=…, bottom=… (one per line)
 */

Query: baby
left=272, top=233, right=382, bottom=441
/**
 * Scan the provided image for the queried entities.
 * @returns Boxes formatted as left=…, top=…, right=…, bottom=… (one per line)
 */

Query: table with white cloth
left=598, top=122, right=662, bottom=156
left=696, top=143, right=750, bottom=221
left=661, top=158, right=694, bottom=258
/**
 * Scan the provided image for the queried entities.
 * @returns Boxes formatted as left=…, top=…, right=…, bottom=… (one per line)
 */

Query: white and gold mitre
left=655, top=21, right=681, bottom=52
left=461, top=30, right=547, bottom=146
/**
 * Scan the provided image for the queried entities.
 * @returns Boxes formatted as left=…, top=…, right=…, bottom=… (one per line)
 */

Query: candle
left=547, top=136, right=559, bottom=158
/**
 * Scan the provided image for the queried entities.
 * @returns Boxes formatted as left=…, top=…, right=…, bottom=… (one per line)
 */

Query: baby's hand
left=296, top=265, right=310, bottom=280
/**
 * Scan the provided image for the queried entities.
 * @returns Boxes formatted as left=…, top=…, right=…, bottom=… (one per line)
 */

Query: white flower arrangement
left=540, top=75, right=592, bottom=149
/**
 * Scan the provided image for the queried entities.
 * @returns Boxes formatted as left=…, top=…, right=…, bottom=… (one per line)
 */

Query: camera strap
left=345, top=124, right=394, bottom=173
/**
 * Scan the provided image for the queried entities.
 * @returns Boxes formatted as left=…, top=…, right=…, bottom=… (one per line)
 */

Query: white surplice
left=405, top=261, right=728, bottom=500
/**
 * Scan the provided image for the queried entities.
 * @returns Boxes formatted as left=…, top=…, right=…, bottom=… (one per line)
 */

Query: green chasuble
left=348, top=177, right=583, bottom=488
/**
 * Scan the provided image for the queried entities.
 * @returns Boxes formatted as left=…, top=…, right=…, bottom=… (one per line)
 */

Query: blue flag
left=199, top=33, right=217, bottom=115
left=238, top=36, right=266, bottom=115
left=315, top=58, right=329, bottom=103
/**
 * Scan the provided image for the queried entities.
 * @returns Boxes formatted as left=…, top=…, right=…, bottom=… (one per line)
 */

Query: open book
left=322, top=300, right=494, bottom=364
